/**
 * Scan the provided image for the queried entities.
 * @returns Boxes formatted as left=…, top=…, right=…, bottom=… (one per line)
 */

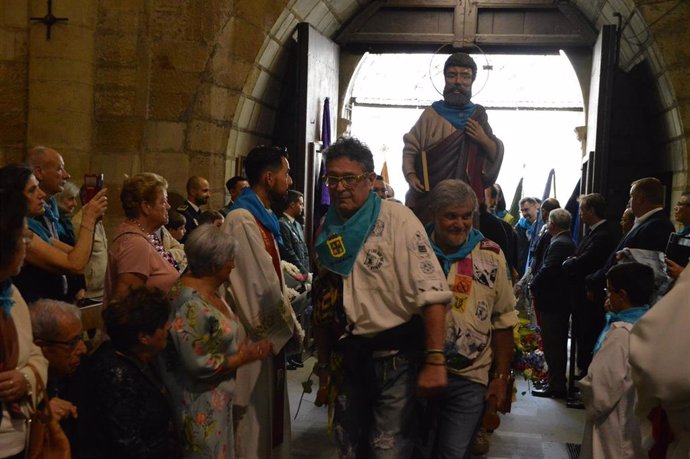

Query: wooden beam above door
left=335, top=0, right=597, bottom=52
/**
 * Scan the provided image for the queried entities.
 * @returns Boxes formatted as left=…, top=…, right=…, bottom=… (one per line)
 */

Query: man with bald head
left=176, top=175, right=210, bottom=242
left=26, top=146, right=72, bottom=242
left=403, top=52, right=504, bottom=225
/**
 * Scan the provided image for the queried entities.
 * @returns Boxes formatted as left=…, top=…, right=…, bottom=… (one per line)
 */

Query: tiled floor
left=287, top=357, right=585, bottom=458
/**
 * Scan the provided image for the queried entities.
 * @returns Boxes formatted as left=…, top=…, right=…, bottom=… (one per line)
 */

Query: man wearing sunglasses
left=313, top=136, right=451, bottom=458
left=403, top=53, right=504, bottom=225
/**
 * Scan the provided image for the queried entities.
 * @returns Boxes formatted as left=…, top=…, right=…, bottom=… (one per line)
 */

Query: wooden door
left=582, top=25, right=616, bottom=195
left=296, top=23, right=339, bottom=250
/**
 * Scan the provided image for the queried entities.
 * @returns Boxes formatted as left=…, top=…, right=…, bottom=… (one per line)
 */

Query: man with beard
left=403, top=53, right=504, bottom=225
left=222, top=145, right=301, bottom=459
left=176, top=176, right=210, bottom=242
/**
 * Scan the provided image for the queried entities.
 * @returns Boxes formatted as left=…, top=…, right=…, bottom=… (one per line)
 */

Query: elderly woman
left=78, top=288, right=180, bottom=458
left=55, top=181, right=80, bottom=245
left=0, top=183, right=48, bottom=459
left=56, top=181, right=86, bottom=300
left=105, top=173, right=179, bottom=302
left=0, top=164, right=107, bottom=304
left=160, top=224, right=272, bottom=458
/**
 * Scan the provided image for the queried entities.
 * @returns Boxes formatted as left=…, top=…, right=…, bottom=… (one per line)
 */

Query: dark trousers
left=540, top=309, right=571, bottom=391
left=572, top=295, right=606, bottom=375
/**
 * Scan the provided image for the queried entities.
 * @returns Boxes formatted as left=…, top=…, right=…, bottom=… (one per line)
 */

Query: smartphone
left=84, top=173, right=104, bottom=203
left=665, top=232, right=690, bottom=267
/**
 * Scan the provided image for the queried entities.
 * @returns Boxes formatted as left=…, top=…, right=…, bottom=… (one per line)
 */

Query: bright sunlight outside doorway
left=348, top=52, right=585, bottom=207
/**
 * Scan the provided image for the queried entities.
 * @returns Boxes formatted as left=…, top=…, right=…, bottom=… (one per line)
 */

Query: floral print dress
left=161, top=280, right=240, bottom=459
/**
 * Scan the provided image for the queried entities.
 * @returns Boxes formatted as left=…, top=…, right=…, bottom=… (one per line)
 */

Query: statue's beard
left=443, top=83, right=472, bottom=107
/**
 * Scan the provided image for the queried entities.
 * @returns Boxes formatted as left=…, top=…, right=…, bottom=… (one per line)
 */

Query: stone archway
left=229, top=0, right=687, bottom=203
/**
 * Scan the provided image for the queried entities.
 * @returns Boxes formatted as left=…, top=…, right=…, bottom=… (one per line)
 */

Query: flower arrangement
left=513, top=317, right=548, bottom=385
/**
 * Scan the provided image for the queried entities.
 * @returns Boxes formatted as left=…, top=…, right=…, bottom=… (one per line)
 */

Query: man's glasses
left=323, top=172, right=370, bottom=189
left=41, top=335, right=84, bottom=351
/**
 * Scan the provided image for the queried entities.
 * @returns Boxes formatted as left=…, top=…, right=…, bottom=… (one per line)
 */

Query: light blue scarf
left=28, top=217, right=52, bottom=243
left=593, top=305, right=649, bottom=353
left=231, top=188, right=283, bottom=245
left=427, top=225, right=484, bottom=274
left=315, top=192, right=381, bottom=276
left=0, top=279, right=14, bottom=317
left=431, top=100, right=477, bottom=130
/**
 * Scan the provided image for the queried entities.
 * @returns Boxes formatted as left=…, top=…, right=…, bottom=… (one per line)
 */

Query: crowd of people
left=1, top=51, right=689, bottom=459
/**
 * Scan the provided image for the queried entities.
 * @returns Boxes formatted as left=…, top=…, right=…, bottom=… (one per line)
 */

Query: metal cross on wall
left=30, top=0, right=69, bottom=40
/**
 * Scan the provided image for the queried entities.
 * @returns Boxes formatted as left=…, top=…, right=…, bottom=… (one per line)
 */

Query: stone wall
left=0, top=0, right=29, bottom=164
left=0, top=0, right=688, bottom=234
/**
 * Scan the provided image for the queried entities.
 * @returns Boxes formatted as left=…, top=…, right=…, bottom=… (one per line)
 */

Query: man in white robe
left=223, top=145, right=300, bottom=459
left=578, top=262, right=652, bottom=459
left=630, top=263, right=690, bottom=458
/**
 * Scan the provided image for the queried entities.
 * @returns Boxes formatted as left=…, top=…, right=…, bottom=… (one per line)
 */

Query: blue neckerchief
left=28, top=217, right=52, bottom=242
left=431, top=100, right=477, bottom=130
left=496, top=209, right=508, bottom=219
left=44, top=197, right=60, bottom=225
left=1, top=279, right=14, bottom=317
left=679, top=226, right=690, bottom=237
left=231, top=188, right=283, bottom=245
left=593, top=305, right=649, bottom=353
left=44, top=197, right=68, bottom=239
left=315, top=192, right=381, bottom=276
left=426, top=225, right=484, bottom=275
left=515, top=217, right=531, bottom=230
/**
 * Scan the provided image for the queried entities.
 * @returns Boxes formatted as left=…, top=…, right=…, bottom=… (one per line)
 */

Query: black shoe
left=532, top=385, right=567, bottom=399
left=566, top=393, right=585, bottom=409
left=532, top=380, right=549, bottom=390
left=286, top=362, right=297, bottom=370
left=566, top=398, right=585, bottom=409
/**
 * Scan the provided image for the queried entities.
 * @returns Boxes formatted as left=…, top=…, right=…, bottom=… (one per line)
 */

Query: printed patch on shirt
left=326, top=234, right=346, bottom=258
left=453, top=274, right=473, bottom=295
left=451, top=293, right=468, bottom=313
left=414, top=231, right=432, bottom=258
left=473, top=259, right=497, bottom=288
left=417, top=244, right=429, bottom=258
left=371, top=219, right=385, bottom=237
left=475, top=301, right=489, bottom=321
left=420, top=260, right=437, bottom=274
left=363, top=248, right=384, bottom=271
left=454, top=327, right=489, bottom=361
left=480, top=239, right=501, bottom=254
left=455, top=258, right=473, bottom=277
